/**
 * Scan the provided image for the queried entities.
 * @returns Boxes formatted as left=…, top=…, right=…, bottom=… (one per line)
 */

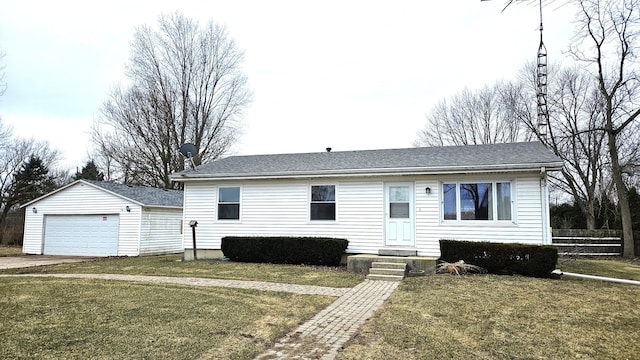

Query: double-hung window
left=218, top=186, right=240, bottom=220
left=442, top=181, right=512, bottom=221
left=310, top=185, right=336, bottom=220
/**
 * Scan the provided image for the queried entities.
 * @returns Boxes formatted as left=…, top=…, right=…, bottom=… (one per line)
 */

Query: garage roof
left=21, top=180, right=183, bottom=208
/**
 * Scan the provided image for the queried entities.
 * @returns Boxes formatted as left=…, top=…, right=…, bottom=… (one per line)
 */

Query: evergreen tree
left=0, top=155, right=56, bottom=243
left=74, top=160, right=105, bottom=181
left=11, top=155, right=57, bottom=205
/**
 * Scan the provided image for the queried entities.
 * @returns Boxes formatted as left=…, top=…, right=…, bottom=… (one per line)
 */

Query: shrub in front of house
left=439, top=239, right=558, bottom=278
left=221, top=236, right=349, bottom=266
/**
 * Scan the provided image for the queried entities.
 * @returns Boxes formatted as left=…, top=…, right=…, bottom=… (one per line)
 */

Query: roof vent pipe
left=326, top=147, right=332, bottom=152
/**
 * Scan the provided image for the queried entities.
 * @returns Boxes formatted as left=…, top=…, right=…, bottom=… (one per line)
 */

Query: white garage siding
left=139, top=208, right=184, bottom=255
left=43, top=215, right=119, bottom=256
left=22, top=182, right=141, bottom=256
left=183, top=173, right=549, bottom=257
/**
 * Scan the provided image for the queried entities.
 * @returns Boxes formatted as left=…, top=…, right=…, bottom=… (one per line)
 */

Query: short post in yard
left=189, top=220, right=198, bottom=260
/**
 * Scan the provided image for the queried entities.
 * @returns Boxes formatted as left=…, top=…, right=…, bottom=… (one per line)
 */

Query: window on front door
left=389, top=186, right=410, bottom=218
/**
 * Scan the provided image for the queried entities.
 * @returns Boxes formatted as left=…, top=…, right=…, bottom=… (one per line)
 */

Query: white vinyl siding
left=415, top=176, right=545, bottom=256
left=139, top=207, right=184, bottom=255
left=182, top=172, right=549, bottom=257
left=23, top=182, right=140, bottom=256
left=182, top=180, right=384, bottom=254
left=22, top=182, right=183, bottom=256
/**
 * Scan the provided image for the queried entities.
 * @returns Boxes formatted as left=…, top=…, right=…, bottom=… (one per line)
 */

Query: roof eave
left=171, top=162, right=564, bottom=182
left=143, top=205, right=184, bottom=210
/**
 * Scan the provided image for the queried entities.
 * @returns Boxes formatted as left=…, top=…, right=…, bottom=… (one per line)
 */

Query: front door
left=385, top=183, right=414, bottom=246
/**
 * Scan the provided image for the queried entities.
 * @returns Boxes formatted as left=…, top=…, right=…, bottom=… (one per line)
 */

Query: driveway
left=0, top=256, right=94, bottom=270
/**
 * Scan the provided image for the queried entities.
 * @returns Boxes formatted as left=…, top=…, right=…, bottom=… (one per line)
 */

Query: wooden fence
left=552, top=229, right=622, bottom=257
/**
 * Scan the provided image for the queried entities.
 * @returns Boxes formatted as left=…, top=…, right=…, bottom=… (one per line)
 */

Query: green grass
left=0, top=277, right=333, bottom=359
left=0, top=245, right=24, bottom=257
left=0, top=255, right=364, bottom=288
left=339, top=273, right=640, bottom=359
left=558, top=258, right=640, bottom=281
left=3, top=253, right=638, bottom=359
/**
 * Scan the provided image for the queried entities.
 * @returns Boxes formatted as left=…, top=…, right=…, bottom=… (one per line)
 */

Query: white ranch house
left=171, top=142, right=563, bottom=259
left=22, top=180, right=184, bottom=257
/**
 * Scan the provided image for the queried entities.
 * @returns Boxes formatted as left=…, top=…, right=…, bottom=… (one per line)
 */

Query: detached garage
left=22, top=180, right=184, bottom=257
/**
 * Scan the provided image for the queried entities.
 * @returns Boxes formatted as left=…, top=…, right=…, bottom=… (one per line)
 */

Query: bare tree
left=417, top=63, right=613, bottom=231
left=0, top=120, right=60, bottom=243
left=93, top=12, right=252, bottom=188
left=414, top=82, right=533, bottom=147
left=571, top=0, right=640, bottom=257
left=539, top=66, right=608, bottom=230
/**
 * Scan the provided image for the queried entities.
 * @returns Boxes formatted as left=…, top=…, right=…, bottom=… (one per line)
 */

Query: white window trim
left=308, top=183, right=338, bottom=223
left=440, top=180, right=516, bottom=225
left=217, top=185, right=242, bottom=222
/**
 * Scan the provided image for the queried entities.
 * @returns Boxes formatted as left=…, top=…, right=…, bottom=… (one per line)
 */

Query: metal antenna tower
left=535, top=0, right=548, bottom=138
left=482, top=0, right=552, bottom=139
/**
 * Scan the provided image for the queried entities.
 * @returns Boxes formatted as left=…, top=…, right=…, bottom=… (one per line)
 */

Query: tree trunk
left=585, top=209, right=596, bottom=230
left=606, top=130, right=635, bottom=258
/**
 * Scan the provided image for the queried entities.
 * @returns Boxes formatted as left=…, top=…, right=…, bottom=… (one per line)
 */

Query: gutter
left=171, top=162, right=565, bottom=182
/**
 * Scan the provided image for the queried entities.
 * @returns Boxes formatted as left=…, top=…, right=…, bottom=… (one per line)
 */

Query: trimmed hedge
left=221, top=236, right=348, bottom=266
left=439, top=239, right=558, bottom=278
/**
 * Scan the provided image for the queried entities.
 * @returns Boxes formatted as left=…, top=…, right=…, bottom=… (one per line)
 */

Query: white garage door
left=43, top=215, right=119, bottom=256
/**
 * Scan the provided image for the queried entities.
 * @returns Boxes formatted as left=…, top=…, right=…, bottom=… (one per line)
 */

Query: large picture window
left=310, top=185, right=335, bottom=220
left=442, top=181, right=512, bottom=221
left=218, top=186, right=240, bottom=220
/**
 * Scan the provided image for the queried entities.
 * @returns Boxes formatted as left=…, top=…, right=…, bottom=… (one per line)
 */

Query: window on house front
left=460, top=183, right=493, bottom=220
left=496, top=182, right=512, bottom=220
left=218, top=186, right=240, bottom=220
left=442, top=181, right=512, bottom=221
left=310, top=185, right=335, bottom=220
left=443, top=183, right=457, bottom=220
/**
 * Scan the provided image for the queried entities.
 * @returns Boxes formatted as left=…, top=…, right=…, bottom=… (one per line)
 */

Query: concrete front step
left=347, top=254, right=437, bottom=275
left=366, top=274, right=404, bottom=281
left=371, top=261, right=407, bottom=270
left=369, top=268, right=406, bottom=276
left=367, top=262, right=407, bottom=281
left=378, top=248, right=418, bottom=257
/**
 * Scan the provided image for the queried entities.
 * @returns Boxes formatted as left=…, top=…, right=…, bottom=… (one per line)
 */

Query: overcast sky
left=0, top=0, right=578, bottom=170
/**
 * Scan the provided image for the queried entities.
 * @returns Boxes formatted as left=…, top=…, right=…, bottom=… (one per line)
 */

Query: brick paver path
left=255, top=279, right=399, bottom=360
left=1, top=273, right=348, bottom=296
left=2, top=274, right=399, bottom=359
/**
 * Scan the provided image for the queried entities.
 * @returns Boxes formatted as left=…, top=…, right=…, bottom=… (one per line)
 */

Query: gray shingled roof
left=83, top=180, right=183, bottom=208
left=172, top=142, right=563, bottom=180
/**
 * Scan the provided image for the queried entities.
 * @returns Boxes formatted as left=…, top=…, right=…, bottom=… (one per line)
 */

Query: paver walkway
left=0, top=273, right=348, bottom=296
left=1, top=274, right=399, bottom=359
left=255, top=279, right=399, bottom=359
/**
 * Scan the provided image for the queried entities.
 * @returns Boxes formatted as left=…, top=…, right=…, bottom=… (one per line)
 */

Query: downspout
left=540, top=167, right=549, bottom=245
left=553, top=270, right=640, bottom=286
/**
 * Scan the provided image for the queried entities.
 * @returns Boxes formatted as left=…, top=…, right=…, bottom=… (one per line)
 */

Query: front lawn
left=0, top=254, right=364, bottom=288
left=0, top=277, right=333, bottom=359
left=0, top=245, right=24, bottom=257
left=339, top=273, right=640, bottom=359
left=558, top=257, right=640, bottom=281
